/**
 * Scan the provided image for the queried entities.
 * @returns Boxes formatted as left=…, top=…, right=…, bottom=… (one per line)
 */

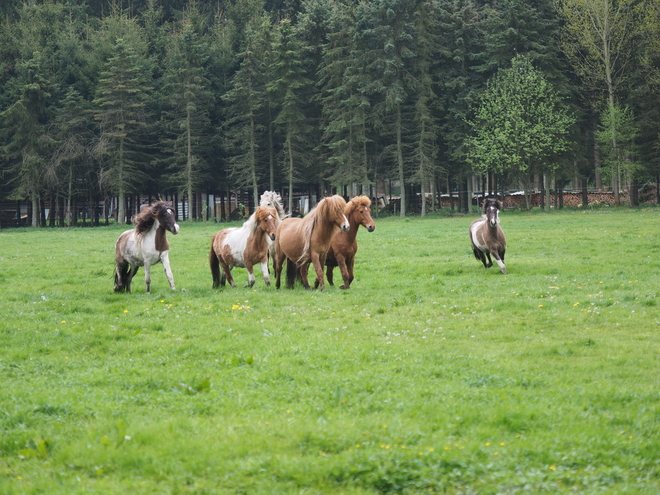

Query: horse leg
left=210, top=250, right=222, bottom=288
left=259, top=259, right=271, bottom=287
left=346, top=256, right=355, bottom=288
left=298, top=261, right=312, bottom=290
left=310, top=253, right=325, bottom=291
left=325, top=265, right=334, bottom=287
left=483, top=251, right=493, bottom=268
left=114, top=261, right=129, bottom=292
left=144, top=263, right=152, bottom=294
left=244, top=261, right=256, bottom=288
left=335, top=253, right=351, bottom=289
left=275, top=251, right=286, bottom=289
left=219, top=260, right=235, bottom=288
left=161, top=252, right=176, bottom=290
left=125, top=265, right=139, bottom=293
left=491, top=250, right=507, bottom=274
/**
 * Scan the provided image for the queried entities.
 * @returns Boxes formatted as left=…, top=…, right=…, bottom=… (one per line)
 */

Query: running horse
left=322, top=195, right=375, bottom=289
left=469, top=197, right=507, bottom=274
left=114, top=201, right=180, bottom=293
left=209, top=206, right=278, bottom=288
left=275, top=195, right=349, bottom=290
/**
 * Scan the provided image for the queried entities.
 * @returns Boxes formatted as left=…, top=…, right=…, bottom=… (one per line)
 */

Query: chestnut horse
left=322, top=195, right=375, bottom=289
left=209, top=206, right=278, bottom=288
left=114, top=201, right=180, bottom=293
left=469, top=197, right=507, bottom=274
left=275, top=195, right=349, bottom=290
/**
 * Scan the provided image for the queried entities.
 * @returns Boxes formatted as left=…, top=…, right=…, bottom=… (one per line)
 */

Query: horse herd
left=114, top=193, right=506, bottom=294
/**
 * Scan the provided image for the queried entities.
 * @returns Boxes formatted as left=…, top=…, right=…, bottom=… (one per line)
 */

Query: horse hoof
left=340, top=285, right=349, bottom=289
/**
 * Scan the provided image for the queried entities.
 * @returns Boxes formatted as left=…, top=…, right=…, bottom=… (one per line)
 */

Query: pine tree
left=223, top=23, right=267, bottom=207
left=161, top=9, right=214, bottom=219
left=268, top=17, right=314, bottom=213
left=93, top=36, right=153, bottom=224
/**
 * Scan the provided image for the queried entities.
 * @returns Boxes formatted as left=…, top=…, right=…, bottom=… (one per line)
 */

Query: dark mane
left=482, top=197, right=503, bottom=215
left=134, top=201, right=168, bottom=235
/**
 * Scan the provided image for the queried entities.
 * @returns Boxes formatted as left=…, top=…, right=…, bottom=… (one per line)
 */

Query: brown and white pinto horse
left=209, top=206, right=278, bottom=288
left=469, top=197, right=507, bottom=274
left=114, top=201, right=180, bottom=293
left=275, top=195, right=349, bottom=290
left=322, top=195, right=375, bottom=289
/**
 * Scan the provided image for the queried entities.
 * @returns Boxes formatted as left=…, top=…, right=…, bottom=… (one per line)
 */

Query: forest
left=0, top=0, right=659, bottom=226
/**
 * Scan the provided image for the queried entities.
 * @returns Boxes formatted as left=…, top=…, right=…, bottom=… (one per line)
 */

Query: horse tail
left=285, top=257, right=297, bottom=289
left=210, top=247, right=221, bottom=288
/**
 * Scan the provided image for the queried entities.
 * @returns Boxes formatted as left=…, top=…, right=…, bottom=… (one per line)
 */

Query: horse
left=275, top=195, right=350, bottom=291
left=469, top=197, right=507, bottom=274
left=114, top=201, right=180, bottom=293
left=209, top=206, right=278, bottom=288
left=322, top=195, right=375, bottom=289
left=259, top=190, right=288, bottom=270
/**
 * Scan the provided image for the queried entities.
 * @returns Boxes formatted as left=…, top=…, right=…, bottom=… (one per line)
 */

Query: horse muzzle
left=366, top=225, right=375, bottom=233
left=171, top=223, right=180, bottom=235
left=270, top=233, right=276, bottom=241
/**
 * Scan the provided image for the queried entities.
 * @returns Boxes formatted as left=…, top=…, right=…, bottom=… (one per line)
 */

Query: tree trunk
left=396, top=104, right=406, bottom=217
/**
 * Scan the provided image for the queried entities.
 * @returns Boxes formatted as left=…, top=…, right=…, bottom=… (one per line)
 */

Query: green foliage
left=466, top=55, right=575, bottom=179
left=1, top=210, right=660, bottom=492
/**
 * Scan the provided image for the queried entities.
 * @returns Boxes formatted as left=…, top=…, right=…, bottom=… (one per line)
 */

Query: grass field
left=1, top=207, right=659, bottom=494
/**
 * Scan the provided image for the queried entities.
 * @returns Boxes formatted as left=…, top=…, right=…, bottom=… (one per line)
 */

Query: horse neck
left=151, top=219, right=169, bottom=252
left=246, top=222, right=269, bottom=250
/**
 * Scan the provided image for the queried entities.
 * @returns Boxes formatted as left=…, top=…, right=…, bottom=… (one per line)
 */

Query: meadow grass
left=0, top=208, right=659, bottom=494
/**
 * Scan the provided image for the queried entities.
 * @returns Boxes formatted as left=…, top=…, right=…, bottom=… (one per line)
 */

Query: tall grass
left=1, top=208, right=659, bottom=494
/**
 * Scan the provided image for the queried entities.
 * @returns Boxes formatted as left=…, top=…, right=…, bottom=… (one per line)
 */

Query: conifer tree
left=161, top=9, right=214, bottom=219
left=268, top=17, right=314, bottom=213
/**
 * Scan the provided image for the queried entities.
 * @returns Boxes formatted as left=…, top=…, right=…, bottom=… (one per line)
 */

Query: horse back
left=275, top=217, right=305, bottom=260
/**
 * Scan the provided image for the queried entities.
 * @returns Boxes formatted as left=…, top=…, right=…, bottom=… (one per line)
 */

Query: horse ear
left=497, top=199, right=503, bottom=210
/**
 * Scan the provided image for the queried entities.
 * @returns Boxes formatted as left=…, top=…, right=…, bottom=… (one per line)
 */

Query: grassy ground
left=0, top=208, right=659, bottom=494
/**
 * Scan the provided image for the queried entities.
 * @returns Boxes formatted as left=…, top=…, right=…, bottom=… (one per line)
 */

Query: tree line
left=1, top=0, right=659, bottom=226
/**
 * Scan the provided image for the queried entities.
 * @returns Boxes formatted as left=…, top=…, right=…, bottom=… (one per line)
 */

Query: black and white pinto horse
left=259, top=191, right=288, bottom=270
left=114, top=201, right=180, bottom=293
left=469, top=197, right=507, bottom=274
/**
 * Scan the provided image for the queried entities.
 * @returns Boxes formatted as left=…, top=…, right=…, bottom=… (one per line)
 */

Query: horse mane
left=133, top=201, right=167, bottom=235
left=482, top=197, right=503, bottom=215
left=346, top=195, right=371, bottom=215
left=260, top=191, right=289, bottom=220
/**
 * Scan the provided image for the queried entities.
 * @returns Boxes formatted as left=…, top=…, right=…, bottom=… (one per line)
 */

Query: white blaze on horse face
left=341, top=214, right=350, bottom=232
left=166, top=208, right=180, bottom=234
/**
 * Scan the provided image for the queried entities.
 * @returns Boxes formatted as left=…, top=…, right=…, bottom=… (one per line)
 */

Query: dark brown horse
left=322, top=195, right=375, bottom=289
left=209, top=206, right=278, bottom=288
left=275, top=195, right=349, bottom=290
left=114, top=201, right=180, bottom=293
left=469, top=197, right=507, bottom=274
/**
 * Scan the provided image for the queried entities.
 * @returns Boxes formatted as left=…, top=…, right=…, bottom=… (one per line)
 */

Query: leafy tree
left=557, top=0, right=640, bottom=204
left=466, top=55, right=575, bottom=209
left=595, top=104, right=640, bottom=205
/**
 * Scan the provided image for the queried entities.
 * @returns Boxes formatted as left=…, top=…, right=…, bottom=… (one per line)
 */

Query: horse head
left=152, top=201, right=180, bottom=235
left=254, top=206, right=277, bottom=241
left=482, top=198, right=502, bottom=227
left=260, top=191, right=288, bottom=222
left=347, top=195, right=375, bottom=232
left=324, top=195, right=350, bottom=232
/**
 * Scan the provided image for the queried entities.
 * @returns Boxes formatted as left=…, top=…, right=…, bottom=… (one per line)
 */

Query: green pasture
left=1, top=208, right=659, bottom=494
